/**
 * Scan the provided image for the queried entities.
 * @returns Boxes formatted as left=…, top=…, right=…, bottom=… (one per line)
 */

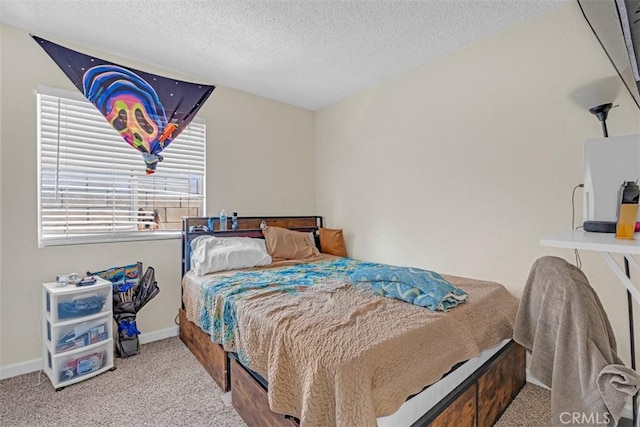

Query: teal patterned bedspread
left=198, top=258, right=467, bottom=351
left=199, top=258, right=371, bottom=350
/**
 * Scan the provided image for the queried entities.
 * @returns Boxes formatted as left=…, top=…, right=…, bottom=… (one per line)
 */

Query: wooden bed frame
left=179, top=216, right=525, bottom=426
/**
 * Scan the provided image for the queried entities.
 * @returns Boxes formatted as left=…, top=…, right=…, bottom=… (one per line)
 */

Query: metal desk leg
left=623, top=257, right=638, bottom=427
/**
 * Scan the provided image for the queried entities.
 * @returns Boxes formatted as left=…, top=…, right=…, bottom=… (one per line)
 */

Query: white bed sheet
left=377, top=339, right=511, bottom=427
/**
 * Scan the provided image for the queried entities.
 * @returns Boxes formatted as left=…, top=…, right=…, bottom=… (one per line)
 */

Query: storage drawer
left=46, top=315, right=111, bottom=354
left=45, top=284, right=111, bottom=322
left=46, top=341, right=113, bottom=385
left=231, top=359, right=297, bottom=427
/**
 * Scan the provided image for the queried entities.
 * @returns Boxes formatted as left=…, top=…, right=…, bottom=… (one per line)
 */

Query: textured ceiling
left=0, top=0, right=567, bottom=110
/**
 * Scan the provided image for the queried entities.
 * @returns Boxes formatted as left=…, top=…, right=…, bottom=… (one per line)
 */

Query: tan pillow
left=319, top=228, right=348, bottom=257
left=262, top=226, right=320, bottom=260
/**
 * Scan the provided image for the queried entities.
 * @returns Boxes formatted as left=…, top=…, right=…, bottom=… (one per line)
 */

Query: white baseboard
left=526, top=368, right=636, bottom=422
left=0, top=358, right=43, bottom=380
left=138, top=325, right=179, bottom=345
left=0, top=325, right=179, bottom=380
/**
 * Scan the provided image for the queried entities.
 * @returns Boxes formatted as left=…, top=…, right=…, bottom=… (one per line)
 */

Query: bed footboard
left=179, top=309, right=230, bottom=391
left=231, top=358, right=298, bottom=426
left=230, top=340, right=525, bottom=427
left=418, top=340, right=526, bottom=427
left=477, top=340, right=526, bottom=426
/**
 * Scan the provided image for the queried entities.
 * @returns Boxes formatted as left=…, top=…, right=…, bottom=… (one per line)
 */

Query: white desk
left=541, top=230, right=639, bottom=424
left=540, top=230, right=640, bottom=305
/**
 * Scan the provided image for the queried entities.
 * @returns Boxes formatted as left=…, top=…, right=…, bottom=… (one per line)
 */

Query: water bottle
left=219, top=209, right=228, bottom=231
left=232, top=212, right=238, bottom=231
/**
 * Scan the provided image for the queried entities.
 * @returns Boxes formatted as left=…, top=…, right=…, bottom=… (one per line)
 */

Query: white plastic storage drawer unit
left=45, top=315, right=111, bottom=353
left=42, top=278, right=114, bottom=389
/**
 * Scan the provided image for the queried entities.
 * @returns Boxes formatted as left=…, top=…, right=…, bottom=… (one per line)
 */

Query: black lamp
left=569, top=76, right=621, bottom=138
left=588, top=102, right=613, bottom=137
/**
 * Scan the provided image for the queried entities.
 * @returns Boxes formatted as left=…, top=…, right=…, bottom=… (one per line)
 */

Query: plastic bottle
left=232, top=212, right=238, bottom=231
left=616, top=181, right=639, bottom=239
left=219, top=209, right=228, bottom=231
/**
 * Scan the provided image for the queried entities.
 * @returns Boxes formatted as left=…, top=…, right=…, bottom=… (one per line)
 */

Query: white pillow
left=190, top=236, right=272, bottom=276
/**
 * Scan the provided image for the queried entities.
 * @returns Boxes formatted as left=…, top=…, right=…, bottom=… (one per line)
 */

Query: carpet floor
left=1, top=337, right=552, bottom=426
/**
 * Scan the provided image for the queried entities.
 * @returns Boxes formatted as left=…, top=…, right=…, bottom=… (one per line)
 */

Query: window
left=37, top=86, right=206, bottom=247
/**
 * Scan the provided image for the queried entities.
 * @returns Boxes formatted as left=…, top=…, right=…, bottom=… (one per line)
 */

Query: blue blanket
left=349, top=265, right=467, bottom=311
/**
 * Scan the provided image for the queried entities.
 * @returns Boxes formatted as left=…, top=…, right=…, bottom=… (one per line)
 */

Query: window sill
left=39, top=231, right=181, bottom=247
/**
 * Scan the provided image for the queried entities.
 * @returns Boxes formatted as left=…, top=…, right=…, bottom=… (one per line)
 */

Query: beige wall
left=316, top=3, right=640, bottom=366
left=3, top=2, right=640, bottom=372
left=0, top=25, right=3, bottom=346
left=0, top=24, right=315, bottom=367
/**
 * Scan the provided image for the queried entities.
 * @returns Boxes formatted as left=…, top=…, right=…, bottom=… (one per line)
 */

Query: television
left=577, top=0, right=640, bottom=110
left=583, top=134, right=640, bottom=223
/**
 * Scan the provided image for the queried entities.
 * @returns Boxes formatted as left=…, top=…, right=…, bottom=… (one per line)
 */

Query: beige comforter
left=183, top=259, right=518, bottom=427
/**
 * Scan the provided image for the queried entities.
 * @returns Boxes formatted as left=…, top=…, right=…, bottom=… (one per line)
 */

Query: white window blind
left=37, top=87, right=206, bottom=247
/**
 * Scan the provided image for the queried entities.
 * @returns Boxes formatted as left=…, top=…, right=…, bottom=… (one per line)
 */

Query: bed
left=179, top=216, right=525, bottom=426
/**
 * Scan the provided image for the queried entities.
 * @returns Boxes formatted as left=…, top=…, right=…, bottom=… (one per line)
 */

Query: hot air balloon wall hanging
left=33, top=36, right=215, bottom=174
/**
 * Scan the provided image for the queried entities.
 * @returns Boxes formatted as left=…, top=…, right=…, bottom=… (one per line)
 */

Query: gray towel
left=598, top=364, right=639, bottom=426
left=514, top=256, right=640, bottom=426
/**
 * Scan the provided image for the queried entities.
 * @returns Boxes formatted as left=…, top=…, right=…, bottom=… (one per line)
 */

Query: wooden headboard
left=181, top=215, right=323, bottom=277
